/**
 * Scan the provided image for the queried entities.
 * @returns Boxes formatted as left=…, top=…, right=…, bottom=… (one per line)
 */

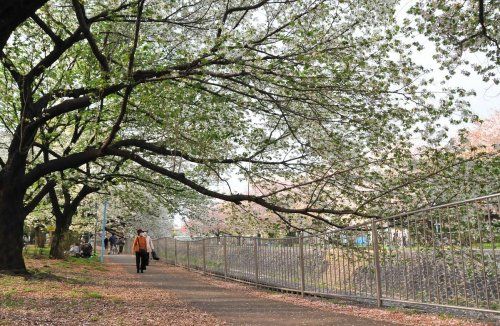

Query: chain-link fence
left=143, top=193, right=499, bottom=313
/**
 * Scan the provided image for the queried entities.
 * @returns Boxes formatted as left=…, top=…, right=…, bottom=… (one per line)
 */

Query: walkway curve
left=106, top=255, right=394, bottom=325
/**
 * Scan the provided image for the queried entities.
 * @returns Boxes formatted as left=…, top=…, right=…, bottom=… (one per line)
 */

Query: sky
left=395, top=0, right=499, bottom=122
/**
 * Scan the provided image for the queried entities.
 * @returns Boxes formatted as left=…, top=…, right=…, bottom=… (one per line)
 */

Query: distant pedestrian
left=104, top=236, right=109, bottom=251
left=118, top=237, right=125, bottom=254
left=109, top=234, right=117, bottom=254
left=143, top=231, right=154, bottom=266
left=133, top=229, right=148, bottom=273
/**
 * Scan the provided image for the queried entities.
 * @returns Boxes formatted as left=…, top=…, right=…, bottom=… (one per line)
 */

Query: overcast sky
left=396, top=0, right=499, bottom=122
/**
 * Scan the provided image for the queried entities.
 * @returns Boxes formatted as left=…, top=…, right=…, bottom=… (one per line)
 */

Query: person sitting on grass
left=80, top=242, right=93, bottom=258
left=69, top=243, right=81, bottom=257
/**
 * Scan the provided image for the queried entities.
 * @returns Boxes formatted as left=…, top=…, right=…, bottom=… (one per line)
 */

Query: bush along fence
left=132, top=193, right=500, bottom=314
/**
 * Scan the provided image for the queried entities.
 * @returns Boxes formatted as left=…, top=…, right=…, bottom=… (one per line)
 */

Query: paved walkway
left=106, top=255, right=392, bottom=325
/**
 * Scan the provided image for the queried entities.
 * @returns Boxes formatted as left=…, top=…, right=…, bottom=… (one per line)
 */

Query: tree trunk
left=34, top=226, right=46, bottom=248
left=0, top=142, right=39, bottom=273
left=48, top=184, right=98, bottom=259
left=49, top=213, right=72, bottom=259
left=0, top=190, right=27, bottom=273
left=0, top=0, right=48, bottom=52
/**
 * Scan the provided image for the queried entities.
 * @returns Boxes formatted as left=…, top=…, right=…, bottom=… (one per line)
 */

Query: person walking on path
left=104, top=236, right=109, bottom=252
left=132, top=229, right=148, bottom=273
left=144, top=231, right=154, bottom=266
left=109, top=234, right=117, bottom=254
left=118, top=237, right=125, bottom=254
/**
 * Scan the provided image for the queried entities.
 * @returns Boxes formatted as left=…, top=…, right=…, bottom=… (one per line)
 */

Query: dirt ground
left=0, top=255, right=220, bottom=325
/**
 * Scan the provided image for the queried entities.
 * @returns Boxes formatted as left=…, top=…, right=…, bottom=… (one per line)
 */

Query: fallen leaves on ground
left=161, top=265, right=494, bottom=326
left=0, top=257, right=222, bottom=326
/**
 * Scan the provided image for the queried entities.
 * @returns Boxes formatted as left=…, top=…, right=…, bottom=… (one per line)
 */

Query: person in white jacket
left=143, top=231, right=154, bottom=266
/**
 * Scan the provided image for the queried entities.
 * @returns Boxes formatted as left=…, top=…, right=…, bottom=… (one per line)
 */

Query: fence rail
left=147, top=193, right=500, bottom=314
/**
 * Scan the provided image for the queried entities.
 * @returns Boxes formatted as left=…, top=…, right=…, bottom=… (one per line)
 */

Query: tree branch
left=105, top=147, right=379, bottom=219
left=29, top=83, right=127, bottom=130
left=0, top=51, right=22, bottom=85
left=31, top=14, right=64, bottom=45
left=111, top=138, right=302, bottom=165
left=0, top=0, right=48, bottom=52
left=24, top=179, right=56, bottom=214
left=71, top=0, right=110, bottom=73
left=100, top=0, right=145, bottom=151
left=24, top=148, right=102, bottom=189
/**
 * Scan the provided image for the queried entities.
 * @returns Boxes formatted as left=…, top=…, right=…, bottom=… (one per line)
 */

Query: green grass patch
left=25, top=268, right=56, bottom=280
left=38, top=253, right=106, bottom=272
left=67, top=256, right=107, bottom=271
left=84, top=291, right=104, bottom=299
left=23, top=245, right=50, bottom=258
left=473, top=242, right=500, bottom=249
left=1, top=291, right=24, bottom=308
left=23, top=245, right=105, bottom=270
left=71, top=289, right=105, bottom=299
left=54, top=260, right=71, bottom=268
left=69, top=289, right=81, bottom=298
left=438, top=313, right=454, bottom=320
left=0, top=276, right=19, bottom=286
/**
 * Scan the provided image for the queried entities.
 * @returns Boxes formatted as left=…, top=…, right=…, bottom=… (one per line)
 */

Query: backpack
left=135, top=236, right=147, bottom=253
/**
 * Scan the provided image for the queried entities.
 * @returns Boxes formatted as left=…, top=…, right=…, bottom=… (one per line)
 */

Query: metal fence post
left=202, top=238, right=206, bottom=274
left=299, top=235, right=305, bottom=297
left=223, top=236, right=228, bottom=278
left=254, top=237, right=259, bottom=283
left=174, top=239, right=178, bottom=266
left=371, top=220, right=383, bottom=307
left=187, top=241, right=190, bottom=270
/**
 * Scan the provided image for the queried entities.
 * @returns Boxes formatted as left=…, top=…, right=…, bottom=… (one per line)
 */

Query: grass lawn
left=23, top=245, right=50, bottom=257
left=473, top=242, right=500, bottom=250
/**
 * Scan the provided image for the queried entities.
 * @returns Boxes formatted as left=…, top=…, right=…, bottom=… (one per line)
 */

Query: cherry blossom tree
left=0, top=0, right=490, bottom=273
